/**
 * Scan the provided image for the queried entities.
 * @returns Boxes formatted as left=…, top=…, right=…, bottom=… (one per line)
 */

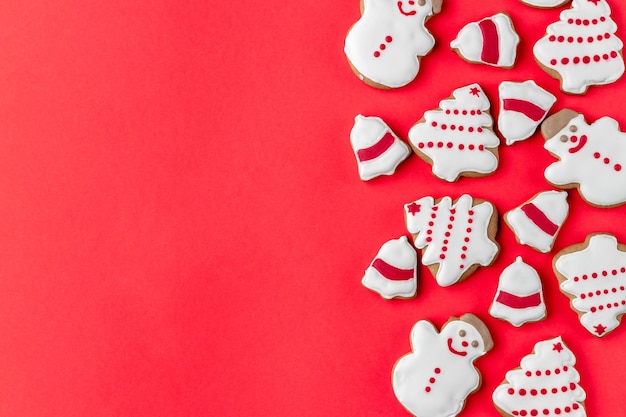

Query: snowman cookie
left=451, top=13, right=520, bottom=68
left=361, top=236, right=418, bottom=299
left=533, top=0, right=625, bottom=94
left=404, top=194, right=499, bottom=287
left=542, top=109, right=626, bottom=207
left=554, top=233, right=626, bottom=337
left=344, top=0, right=443, bottom=89
left=492, top=336, right=586, bottom=417
left=408, top=83, right=500, bottom=182
left=393, top=313, right=493, bottom=417
left=521, top=0, right=571, bottom=8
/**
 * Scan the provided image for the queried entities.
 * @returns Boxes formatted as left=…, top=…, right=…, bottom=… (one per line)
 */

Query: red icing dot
left=453, top=110, right=459, bottom=115
left=445, top=232, right=451, bottom=237
left=461, top=246, right=467, bottom=251
left=603, top=270, right=609, bottom=276
left=426, top=230, right=432, bottom=235
left=552, top=388, right=558, bottom=394
left=613, top=288, right=617, bottom=293
left=477, top=110, right=482, bottom=115
left=442, top=246, right=448, bottom=252
left=601, top=16, right=606, bottom=22
left=605, top=33, right=611, bottom=39
left=561, top=386, right=568, bottom=392
left=459, top=265, right=464, bottom=269
left=459, top=126, right=464, bottom=131
left=568, top=18, right=574, bottom=24
left=520, top=411, right=527, bottom=417
left=573, top=404, right=579, bottom=410
left=447, top=142, right=453, bottom=148
left=425, top=387, right=431, bottom=393
left=513, top=412, right=519, bottom=416
left=562, top=58, right=569, bottom=64
left=531, top=411, right=538, bottom=417
left=437, top=142, right=444, bottom=148
left=426, top=237, right=432, bottom=243
left=526, top=371, right=532, bottom=377
left=466, top=228, right=472, bottom=233
left=460, top=254, right=466, bottom=259
left=464, top=237, right=470, bottom=242
left=545, top=370, right=551, bottom=376
left=575, top=19, right=581, bottom=25
left=441, top=124, right=447, bottom=130
left=459, top=144, right=465, bottom=150
left=574, top=277, right=579, bottom=282
left=434, top=368, right=441, bottom=374
left=604, top=53, right=610, bottom=60
left=428, top=221, right=434, bottom=226
left=555, top=408, right=561, bottom=415
left=583, top=274, right=588, bottom=280
left=591, top=307, right=597, bottom=312
left=592, top=272, right=598, bottom=278
left=564, top=407, right=571, bottom=413
left=568, top=36, right=574, bottom=43
left=479, top=144, right=484, bottom=151
left=594, top=55, right=601, bottom=62
left=543, top=410, right=549, bottom=416
left=594, top=152, right=600, bottom=159
left=599, top=305, right=604, bottom=310
left=549, top=35, right=556, bottom=42
left=581, top=294, right=586, bottom=299
left=380, top=44, right=386, bottom=50
left=432, top=121, right=437, bottom=127
left=583, top=56, right=591, bottom=64
left=541, top=389, right=547, bottom=395
left=508, top=388, right=515, bottom=395
left=573, top=57, right=580, bottom=64
left=519, top=389, right=527, bottom=396
left=598, top=35, right=604, bottom=41
left=462, top=110, right=467, bottom=115
left=429, top=377, right=435, bottom=383
left=450, top=125, right=456, bottom=130
left=558, top=36, right=565, bottom=42
left=468, top=127, right=474, bottom=132
left=617, top=165, right=624, bottom=172
left=461, top=341, right=468, bottom=347
left=477, top=127, right=483, bottom=133
left=470, top=110, right=476, bottom=115
left=373, top=51, right=380, bottom=57
left=588, top=36, right=594, bottom=43
left=604, top=289, right=609, bottom=294
left=535, top=370, right=541, bottom=376
left=445, top=110, right=451, bottom=115
left=468, top=210, right=474, bottom=215
left=583, top=19, right=589, bottom=26
left=439, top=254, right=445, bottom=260
left=593, top=19, right=598, bottom=24
left=469, top=144, right=475, bottom=150
left=531, top=389, right=538, bottom=396
left=386, top=35, right=393, bottom=42
left=611, top=51, right=618, bottom=58
left=555, top=369, right=561, bottom=374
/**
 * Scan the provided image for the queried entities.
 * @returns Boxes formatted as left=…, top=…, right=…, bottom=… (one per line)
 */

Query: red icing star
left=469, top=87, right=481, bottom=97
left=588, top=0, right=600, bottom=5
left=552, top=342, right=563, bottom=353
left=594, top=324, right=607, bottom=336
left=407, top=203, right=421, bottom=215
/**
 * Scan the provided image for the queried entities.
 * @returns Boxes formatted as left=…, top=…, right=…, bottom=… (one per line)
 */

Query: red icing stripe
left=502, top=99, right=547, bottom=122
left=371, top=258, right=414, bottom=280
left=357, top=132, right=395, bottom=162
left=520, top=203, right=559, bottom=236
left=496, top=291, right=542, bottom=309
left=479, top=19, right=499, bottom=65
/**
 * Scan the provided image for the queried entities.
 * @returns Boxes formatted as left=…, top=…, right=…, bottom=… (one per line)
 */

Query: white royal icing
left=408, top=83, right=500, bottom=182
left=555, top=233, right=626, bottom=337
left=498, top=80, right=557, bottom=146
left=344, top=0, right=439, bottom=88
left=544, top=112, right=626, bottom=207
left=404, top=194, right=499, bottom=287
left=492, top=336, right=586, bottom=417
left=505, top=191, right=569, bottom=253
left=533, top=0, right=625, bottom=94
left=450, top=13, right=520, bottom=68
left=490, top=257, right=547, bottom=327
left=521, top=0, right=571, bottom=8
left=350, top=114, right=411, bottom=181
left=393, top=316, right=491, bottom=417
left=361, top=236, right=418, bottom=299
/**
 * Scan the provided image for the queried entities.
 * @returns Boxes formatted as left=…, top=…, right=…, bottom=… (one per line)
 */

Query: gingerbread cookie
left=404, top=194, right=499, bottom=287
left=498, top=80, right=556, bottom=146
left=393, top=314, right=493, bottom=417
left=542, top=109, right=626, bottom=207
left=408, top=83, right=500, bottom=182
left=505, top=190, right=569, bottom=253
left=350, top=114, right=411, bottom=181
left=450, top=13, right=520, bottom=68
left=361, top=236, right=418, bottom=299
left=554, top=233, right=626, bottom=337
left=344, top=0, right=443, bottom=89
left=492, top=336, right=586, bottom=417
left=521, top=0, right=571, bottom=7
left=490, top=257, right=546, bottom=327
left=533, top=0, right=625, bottom=95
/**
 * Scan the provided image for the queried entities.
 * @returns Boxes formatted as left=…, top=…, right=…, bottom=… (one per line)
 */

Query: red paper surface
left=0, top=0, right=625, bottom=415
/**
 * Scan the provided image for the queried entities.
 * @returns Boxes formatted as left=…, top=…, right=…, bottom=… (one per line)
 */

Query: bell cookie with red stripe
left=492, top=336, right=586, bottom=417
left=533, top=0, right=625, bottom=95
left=450, top=13, right=520, bottom=68
left=490, top=257, right=546, bottom=327
left=521, top=0, right=571, bottom=8
left=404, top=194, right=499, bottom=287
left=505, top=190, right=569, bottom=253
left=344, top=0, right=443, bottom=89
left=393, top=314, right=493, bottom=417
left=542, top=109, right=626, bottom=207
left=361, top=236, right=418, bottom=299
left=554, top=233, right=626, bottom=337
left=350, top=114, right=411, bottom=181
left=498, top=80, right=557, bottom=146
left=408, top=83, right=500, bottom=182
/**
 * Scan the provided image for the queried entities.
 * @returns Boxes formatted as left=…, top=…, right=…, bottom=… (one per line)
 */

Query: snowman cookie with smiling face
left=344, top=0, right=443, bottom=89
left=392, top=314, right=493, bottom=417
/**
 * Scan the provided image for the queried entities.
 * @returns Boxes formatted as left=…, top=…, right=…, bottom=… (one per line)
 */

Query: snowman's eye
left=560, top=135, right=568, bottom=143
left=418, top=0, right=426, bottom=5
left=569, top=125, right=578, bottom=133
left=459, top=330, right=466, bottom=337
left=471, top=341, right=479, bottom=348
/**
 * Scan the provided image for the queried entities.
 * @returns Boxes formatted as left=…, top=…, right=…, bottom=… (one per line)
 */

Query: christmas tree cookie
left=554, top=233, right=626, bottom=337
left=404, top=194, right=499, bottom=287
left=344, top=0, right=443, bottom=88
left=492, top=336, right=586, bottom=417
left=361, top=236, right=418, bottom=299
left=408, top=83, right=500, bottom=182
left=542, top=109, right=626, bottom=207
left=533, top=0, right=625, bottom=94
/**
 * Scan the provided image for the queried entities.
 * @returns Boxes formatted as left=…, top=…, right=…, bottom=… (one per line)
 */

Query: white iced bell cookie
left=490, top=257, right=546, bottom=327
left=533, top=0, right=625, bottom=94
left=542, top=109, right=626, bottom=207
left=344, top=0, right=442, bottom=88
left=350, top=115, right=411, bottom=181
left=451, top=13, right=520, bottom=68
left=521, top=0, right=571, bottom=8
left=408, top=83, right=500, bottom=182
left=361, top=236, right=418, bottom=299
left=505, top=190, right=569, bottom=253
left=498, top=80, right=557, bottom=146
left=393, top=314, right=493, bottom=417
left=554, top=233, right=626, bottom=337
left=404, top=195, right=499, bottom=287
left=492, top=336, right=586, bottom=417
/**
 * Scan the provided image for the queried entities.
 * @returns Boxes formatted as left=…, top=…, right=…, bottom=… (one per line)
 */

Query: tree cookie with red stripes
left=404, top=194, right=499, bottom=287
left=553, top=233, right=626, bottom=337
left=505, top=190, right=569, bottom=253
left=408, top=83, right=500, bottom=182
left=451, top=13, right=520, bottom=68
left=361, top=236, right=418, bottom=299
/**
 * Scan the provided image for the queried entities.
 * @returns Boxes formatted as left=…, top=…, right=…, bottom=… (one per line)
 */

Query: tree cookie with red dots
left=542, top=109, right=626, bottom=207
left=344, top=0, right=443, bottom=89
left=492, top=336, right=586, bottom=417
left=404, top=194, right=499, bottom=287
left=553, top=233, right=626, bottom=337
left=408, top=83, right=500, bottom=182
left=533, top=0, right=625, bottom=95
left=393, top=313, right=493, bottom=417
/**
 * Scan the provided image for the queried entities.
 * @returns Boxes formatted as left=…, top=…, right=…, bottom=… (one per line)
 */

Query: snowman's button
left=380, top=44, right=386, bottom=50
left=374, top=51, right=380, bottom=58
left=385, top=35, right=392, bottom=43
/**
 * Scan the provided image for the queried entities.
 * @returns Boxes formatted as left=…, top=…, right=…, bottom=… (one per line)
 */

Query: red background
left=0, top=0, right=624, bottom=415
